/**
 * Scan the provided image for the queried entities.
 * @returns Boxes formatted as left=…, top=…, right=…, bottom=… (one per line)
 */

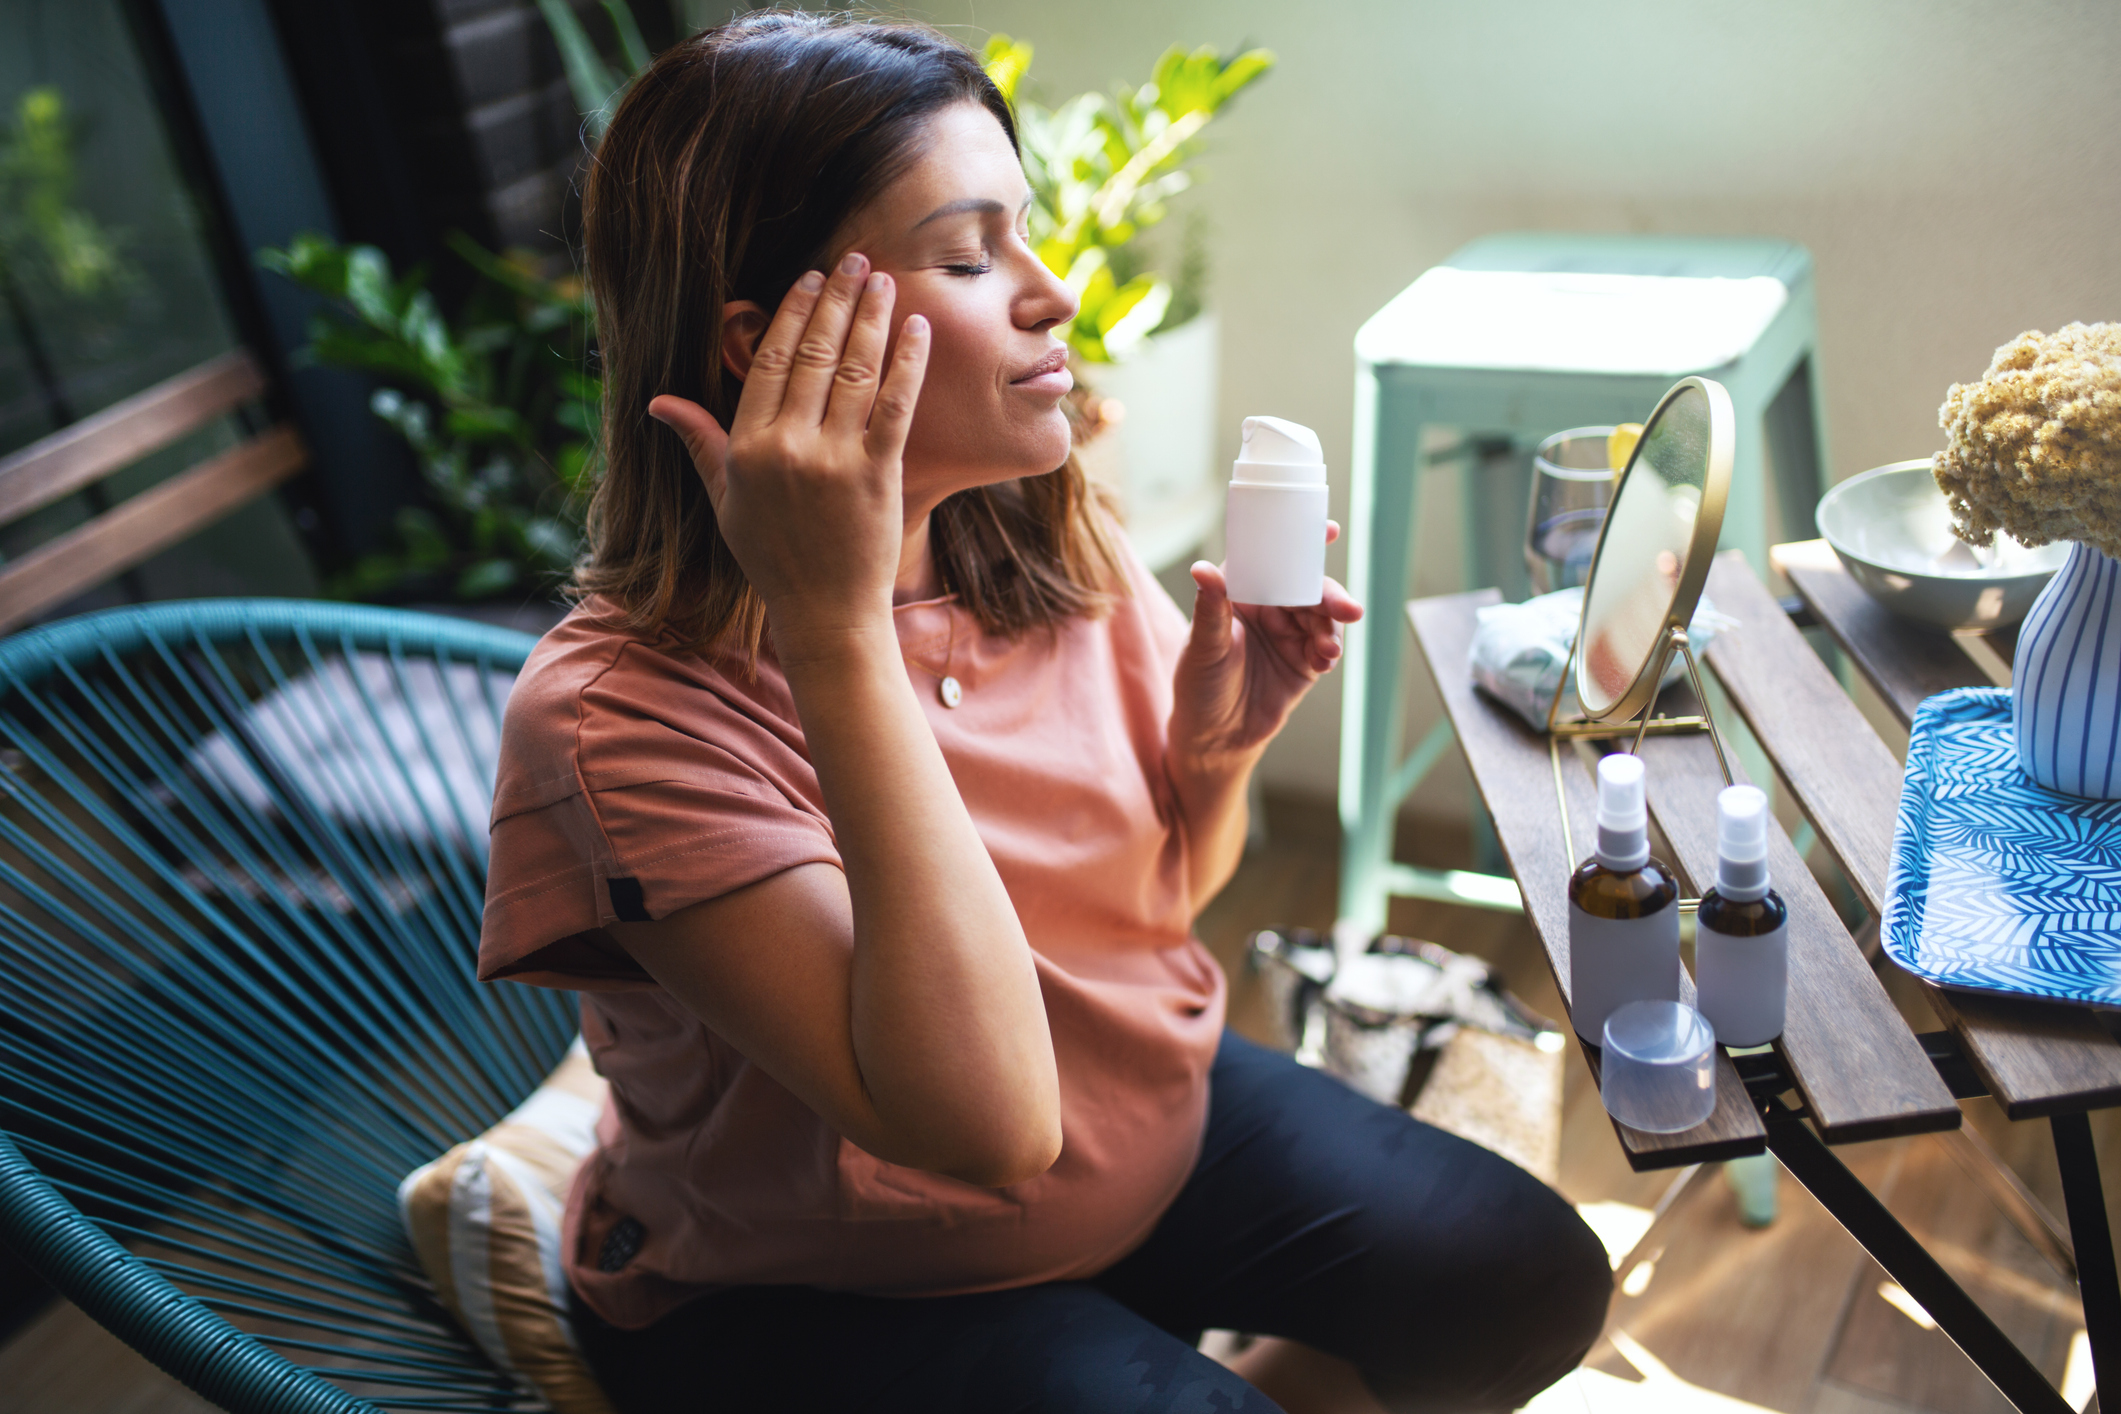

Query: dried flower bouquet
left=1933, top=322, right=2121, bottom=559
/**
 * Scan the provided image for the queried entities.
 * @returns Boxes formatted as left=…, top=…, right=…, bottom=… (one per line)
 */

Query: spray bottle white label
left=1569, top=906, right=1681, bottom=1046
left=1697, top=924, right=1788, bottom=1048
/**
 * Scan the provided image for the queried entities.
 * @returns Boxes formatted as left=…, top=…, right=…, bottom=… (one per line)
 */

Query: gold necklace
left=903, top=607, right=962, bottom=708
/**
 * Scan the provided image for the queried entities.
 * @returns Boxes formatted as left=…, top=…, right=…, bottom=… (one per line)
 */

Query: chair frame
left=0, top=598, right=565, bottom=1414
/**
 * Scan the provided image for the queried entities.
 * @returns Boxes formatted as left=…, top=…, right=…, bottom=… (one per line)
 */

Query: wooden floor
left=6, top=789, right=2117, bottom=1412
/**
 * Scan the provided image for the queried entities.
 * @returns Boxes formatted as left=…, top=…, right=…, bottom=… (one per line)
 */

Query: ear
left=720, top=300, right=768, bottom=381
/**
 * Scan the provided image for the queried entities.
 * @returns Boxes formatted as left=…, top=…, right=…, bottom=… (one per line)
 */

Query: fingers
left=1326, top=519, right=1341, bottom=546
left=1292, top=578, right=1361, bottom=673
left=1251, top=577, right=1361, bottom=676
left=1320, top=576, right=1364, bottom=623
left=1308, top=617, right=1343, bottom=672
left=730, top=270, right=825, bottom=432
left=1187, top=562, right=1235, bottom=658
left=864, top=315, right=930, bottom=464
left=779, top=252, right=871, bottom=428
left=825, top=270, right=897, bottom=439
left=647, top=395, right=730, bottom=506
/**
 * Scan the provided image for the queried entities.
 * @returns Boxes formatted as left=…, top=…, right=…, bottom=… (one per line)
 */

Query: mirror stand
left=1542, top=625, right=1737, bottom=903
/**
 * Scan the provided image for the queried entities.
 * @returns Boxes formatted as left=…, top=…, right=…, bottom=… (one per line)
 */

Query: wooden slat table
left=1409, top=547, right=2121, bottom=1414
left=1749, top=543, right=2121, bottom=1120
left=1411, top=591, right=1768, bottom=1165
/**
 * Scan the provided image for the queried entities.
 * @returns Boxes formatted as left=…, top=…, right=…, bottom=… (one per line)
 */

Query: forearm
left=1170, top=744, right=1263, bottom=912
left=780, top=624, right=1059, bottom=1183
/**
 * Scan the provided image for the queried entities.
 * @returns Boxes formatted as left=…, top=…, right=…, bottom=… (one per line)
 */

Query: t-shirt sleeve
left=479, top=635, right=841, bottom=990
left=1114, top=522, right=1194, bottom=676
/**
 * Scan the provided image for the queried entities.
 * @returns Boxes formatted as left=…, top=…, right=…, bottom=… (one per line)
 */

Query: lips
left=1010, top=348, right=1068, bottom=384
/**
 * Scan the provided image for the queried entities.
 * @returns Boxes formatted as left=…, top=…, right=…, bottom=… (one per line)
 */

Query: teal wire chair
left=0, top=600, right=575, bottom=1412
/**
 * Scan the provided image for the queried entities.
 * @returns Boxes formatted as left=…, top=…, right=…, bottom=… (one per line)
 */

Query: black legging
left=570, top=1031, right=1612, bottom=1412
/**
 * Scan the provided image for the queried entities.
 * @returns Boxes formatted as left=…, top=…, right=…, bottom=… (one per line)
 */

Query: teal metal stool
left=1339, top=233, right=1829, bottom=934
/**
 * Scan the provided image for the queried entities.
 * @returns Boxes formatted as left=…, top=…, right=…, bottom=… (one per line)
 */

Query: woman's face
left=826, top=103, right=1079, bottom=507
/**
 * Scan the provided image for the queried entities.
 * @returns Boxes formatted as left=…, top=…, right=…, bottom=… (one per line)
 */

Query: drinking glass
left=1525, top=426, right=1619, bottom=595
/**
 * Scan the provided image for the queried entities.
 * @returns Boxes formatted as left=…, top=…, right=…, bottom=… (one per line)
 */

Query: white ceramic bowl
left=1815, top=460, right=2068, bottom=630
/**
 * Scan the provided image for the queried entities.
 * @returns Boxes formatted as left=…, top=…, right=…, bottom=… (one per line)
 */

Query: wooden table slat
left=1409, top=591, right=1767, bottom=1169
left=1714, top=549, right=2121, bottom=1119
left=1771, top=538, right=2000, bottom=729
left=1626, top=676, right=1960, bottom=1144
left=1705, top=552, right=1906, bottom=914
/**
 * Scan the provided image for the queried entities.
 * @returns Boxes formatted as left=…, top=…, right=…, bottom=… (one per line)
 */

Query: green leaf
left=599, top=0, right=653, bottom=76
left=395, top=506, right=452, bottom=567
left=1094, top=274, right=1160, bottom=337
left=456, top=558, right=521, bottom=600
left=256, top=232, right=346, bottom=293
left=1212, top=49, right=1276, bottom=106
left=981, top=35, right=1033, bottom=104
left=522, top=516, right=579, bottom=567
left=1099, top=278, right=1171, bottom=361
left=534, top=0, right=623, bottom=136
left=342, top=246, right=396, bottom=326
left=444, top=229, right=571, bottom=307
left=1061, top=246, right=1109, bottom=294
left=556, top=441, right=596, bottom=491
left=555, top=398, right=598, bottom=435
left=444, top=404, right=531, bottom=445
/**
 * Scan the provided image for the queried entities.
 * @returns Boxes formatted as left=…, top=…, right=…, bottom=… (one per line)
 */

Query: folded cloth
left=1468, top=585, right=1733, bottom=731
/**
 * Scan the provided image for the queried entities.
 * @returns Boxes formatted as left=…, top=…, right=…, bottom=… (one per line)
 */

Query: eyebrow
left=913, top=194, right=1033, bottom=229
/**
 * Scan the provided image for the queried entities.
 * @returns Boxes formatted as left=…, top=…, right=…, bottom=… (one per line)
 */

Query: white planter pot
left=1076, top=312, right=1222, bottom=571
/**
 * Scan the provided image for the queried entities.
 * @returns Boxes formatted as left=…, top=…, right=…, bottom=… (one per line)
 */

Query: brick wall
left=272, top=0, right=667, bottom=280
left=434, top=0, right=592, bottom=255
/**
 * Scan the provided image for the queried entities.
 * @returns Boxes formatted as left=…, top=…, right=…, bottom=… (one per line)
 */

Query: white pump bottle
left=1222, top=416, right=1327, bottom=606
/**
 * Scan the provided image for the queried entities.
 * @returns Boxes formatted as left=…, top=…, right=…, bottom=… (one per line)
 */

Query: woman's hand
left=1166, top=529, right=1363, bottom=908
left=1170, top=525, right=1365, bottom=770
left=647, top=254, right=930, bottom=657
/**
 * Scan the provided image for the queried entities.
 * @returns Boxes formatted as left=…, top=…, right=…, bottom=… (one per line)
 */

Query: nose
left=1016, top=247, right=1078, bottom=331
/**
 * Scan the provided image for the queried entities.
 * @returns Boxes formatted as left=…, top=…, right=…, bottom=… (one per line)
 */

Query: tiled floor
left=4, top=789, right=2115, bottom=1412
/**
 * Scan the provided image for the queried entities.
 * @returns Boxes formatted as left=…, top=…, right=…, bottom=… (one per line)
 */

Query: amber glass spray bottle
left=1695, top=784, right=1788, bottom=1046
left=1569, top=753, right=1681, bottom=1046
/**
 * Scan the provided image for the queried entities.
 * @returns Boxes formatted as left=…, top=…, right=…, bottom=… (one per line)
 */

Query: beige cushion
left=399, top=1039, right=615, bottom=1414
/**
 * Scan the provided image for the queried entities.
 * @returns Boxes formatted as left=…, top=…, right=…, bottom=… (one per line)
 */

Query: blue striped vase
left=2012, top=541, right=2121, bottom=798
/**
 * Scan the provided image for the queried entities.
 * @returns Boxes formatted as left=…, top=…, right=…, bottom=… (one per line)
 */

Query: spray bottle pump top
left=1232, top=416, right=1326, bottom=486
left=1714, top=784, right=1772, bottom=902
left=1594, top=753, right=1649, bottom=872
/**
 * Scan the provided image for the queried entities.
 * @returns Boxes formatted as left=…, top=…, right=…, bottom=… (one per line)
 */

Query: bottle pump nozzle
left=1234, top=417, right=1326, bottom=482
left=1595, top=754, right=1649, bottom=871
left=1715, top=785, right=1771, bottom=901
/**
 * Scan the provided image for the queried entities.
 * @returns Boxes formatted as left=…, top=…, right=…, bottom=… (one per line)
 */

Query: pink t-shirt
left=478, top=547, right=1226, bottom=1329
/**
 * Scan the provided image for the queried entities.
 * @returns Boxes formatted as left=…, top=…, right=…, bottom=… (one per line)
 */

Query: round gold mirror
left=1573, top=377, right=1735, bottom=724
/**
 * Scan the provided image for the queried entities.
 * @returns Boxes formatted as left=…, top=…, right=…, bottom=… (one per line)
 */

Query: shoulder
left=1097, top=522, right=1192, bottom=669
left=495, top=599, right=800, bottom=817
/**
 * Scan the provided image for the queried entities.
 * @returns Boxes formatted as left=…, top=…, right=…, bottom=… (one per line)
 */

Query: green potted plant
left=259, top=232, right=596, bottom=604
left=984, top=37, right=1272, bottom=569
left=254, top=0, right=646, bottom=609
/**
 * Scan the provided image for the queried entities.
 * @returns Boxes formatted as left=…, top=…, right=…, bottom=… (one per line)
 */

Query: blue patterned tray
left=1884, top=687, right=2121, bottom=1005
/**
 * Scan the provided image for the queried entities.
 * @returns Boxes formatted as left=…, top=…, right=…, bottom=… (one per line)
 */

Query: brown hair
left=574, top=11, right=1124, bottom=660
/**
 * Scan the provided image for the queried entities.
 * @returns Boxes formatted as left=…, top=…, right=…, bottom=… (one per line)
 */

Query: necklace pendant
left=938, top=675, right=963, bottom=709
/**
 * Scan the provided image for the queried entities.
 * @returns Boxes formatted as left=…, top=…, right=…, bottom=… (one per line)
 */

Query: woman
left=479, top=14, right=1609, bottom=1412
